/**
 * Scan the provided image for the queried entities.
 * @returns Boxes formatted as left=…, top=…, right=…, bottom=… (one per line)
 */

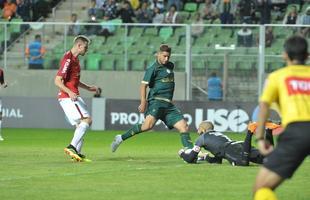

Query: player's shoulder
left=166, top=61, right=174, bottom=70
left=62, top=51, right=73, bottom=59
left=146, top=61, right=157, bottom=71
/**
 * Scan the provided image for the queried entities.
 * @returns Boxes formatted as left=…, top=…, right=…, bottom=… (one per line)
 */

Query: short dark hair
left=74, top=35, right=90, bottom=45
left=284, top=35, right=308, bottom=64
left=159, top=44, right=171, bottom=53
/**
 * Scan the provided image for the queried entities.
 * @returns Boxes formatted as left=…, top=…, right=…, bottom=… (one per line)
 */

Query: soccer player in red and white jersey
left=55, top=35, right=101, bottom=162
left=0, top=68, right=8, bottom=141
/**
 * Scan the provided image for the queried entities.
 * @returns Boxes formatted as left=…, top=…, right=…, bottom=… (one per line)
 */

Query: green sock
left=121, top=124, right=142, bottom=141
left=180, top=132, right=193, bottom=149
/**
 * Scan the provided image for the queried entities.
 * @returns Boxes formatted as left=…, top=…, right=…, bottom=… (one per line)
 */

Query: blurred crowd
left=0, top=0, right=62, bottom=21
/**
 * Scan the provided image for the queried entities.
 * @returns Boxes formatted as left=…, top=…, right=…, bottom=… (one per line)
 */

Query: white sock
left=70, top=121, right=89, bottom=149
left=76, top=139, right=84, bottom=154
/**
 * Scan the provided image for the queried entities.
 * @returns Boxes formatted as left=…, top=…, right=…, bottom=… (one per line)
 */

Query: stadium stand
left=0, top=0, right=309, bottom=102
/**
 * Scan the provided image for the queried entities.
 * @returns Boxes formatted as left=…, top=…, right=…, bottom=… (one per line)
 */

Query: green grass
left=0, top=129, right=309, bottom=200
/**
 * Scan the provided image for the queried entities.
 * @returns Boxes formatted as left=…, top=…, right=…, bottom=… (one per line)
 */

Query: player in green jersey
left=111, top=44, right=193, bottom=152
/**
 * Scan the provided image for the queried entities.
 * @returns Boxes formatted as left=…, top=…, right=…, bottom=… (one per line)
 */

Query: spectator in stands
left=265, top=26, right=274, bottom=48
left=68, top=13, right=81, bottom=36
left=32, top=0, right=50, bottom=21
left=2, top=0, right=17, bottom=20
left=96, top=0, right=105, bottom=8
left=215, top=0, right=237, bottom=24
left=256, top=26, right=274, bottom=47
left=152, top=6, right=164, bottom=24
left=150, top=0, right=165, bottom=13
left=176, top=12, right=204, bottom=46
left=257, top=0, right=272, bottom=24
left=199, top=0, right=218, bottom=23
left=25, top=34, right=46, bottom=70
left=237, top=0, right=256, bottom=24
left=117, top=1, right=135, bottom=35
left=88, top=0, right=99, bottom=18
left=163, top=4, right=181, bottom=34
left=16, top=0, right=31, bottom=22
left=237, top=26, right=253, bottom=47
left=0, top=0, right=6, bottom=9
left=167, top=0, right=182, bottom=11
left=102, top=0, right=118, bottom=19
left=298, top=6, right=310, bottom=37
left=118, top=1, right=135, bottom=23
left=207, top=72, right=223, bottom=101
left=136, top=2, right=153, bottom=35
left=283, top=5, right=299, bottom=24
left=129, top=0, right=140, bottom=10
left=99, top=14, right=116, bottom=44
left=136, top=1, right=153, bottom=23
left=152, top=7, right=164, bottom=36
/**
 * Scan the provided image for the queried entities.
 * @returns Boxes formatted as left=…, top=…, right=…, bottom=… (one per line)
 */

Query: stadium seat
left=159, top=27, right=173, bottom=42
left=129, top=56, right=146, bottom=71
left=184, top=3, right=198, bottom=13
left=101, top=55, right=116, bottom=71
left=86, top=53, right=102, bottom=70
left=172, top=55, right=186, bottom=71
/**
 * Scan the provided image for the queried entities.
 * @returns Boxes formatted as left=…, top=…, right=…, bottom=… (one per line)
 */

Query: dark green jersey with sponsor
left=142, top=60, right=175, bottom=101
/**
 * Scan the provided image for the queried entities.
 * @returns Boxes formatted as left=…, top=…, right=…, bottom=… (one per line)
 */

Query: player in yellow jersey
left=253, top=35, right=310, bottom=200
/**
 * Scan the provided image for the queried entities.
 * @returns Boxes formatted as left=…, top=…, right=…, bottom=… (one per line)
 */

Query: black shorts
left=264, top=122, right=310, bottom=179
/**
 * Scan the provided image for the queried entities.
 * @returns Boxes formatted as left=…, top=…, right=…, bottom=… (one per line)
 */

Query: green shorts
left=145, top=100, right=184, bottom=129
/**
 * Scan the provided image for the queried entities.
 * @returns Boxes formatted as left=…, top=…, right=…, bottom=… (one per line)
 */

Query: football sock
left=242, top=130, right=252, bottom=159
left=121, top=124, right=142, bottom=140
left=70, top=121, right=89, bottom=149
left=180, top=132, right=193, bottom=149
left=254, top=188, right=278, bottom=200
left=76, top=139, right=84, bottom=154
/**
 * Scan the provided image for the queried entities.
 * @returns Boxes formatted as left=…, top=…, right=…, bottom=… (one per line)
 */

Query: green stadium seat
left=159, top=27, right=173, bottom=42
left=101, top=55, right=116, bottom=70
left=184, top=3, right=198, bottom=12
left=172, top=56, right=186, bottom=71
left=129, top=56, right=146, bottom=71
left=86, top=53, right=102, bottom=70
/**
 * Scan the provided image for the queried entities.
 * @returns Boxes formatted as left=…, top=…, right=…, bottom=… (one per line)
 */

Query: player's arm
left=79, top=81, right=101, bottom=96
left=138, top=83, right=148, bottom=113
left=54, top=75, right=77, bottom=101
left=178, top=146, right=201, bottom=164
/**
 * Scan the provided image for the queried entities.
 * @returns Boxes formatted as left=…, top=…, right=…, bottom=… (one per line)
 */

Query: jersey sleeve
left=57, top=54, right=71, bottom=78
left=142, top=66, right=155, bottom=85
left=260, top=74, right=279, bottom=105
left=195, top=135, right=205, bottom=147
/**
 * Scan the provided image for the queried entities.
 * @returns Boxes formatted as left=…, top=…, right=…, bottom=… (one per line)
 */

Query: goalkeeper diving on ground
left=178, top=121, right=281, bottom=166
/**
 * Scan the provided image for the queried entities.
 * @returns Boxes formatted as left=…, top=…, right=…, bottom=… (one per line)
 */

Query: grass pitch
left=0, top=129, right=309, bottom=200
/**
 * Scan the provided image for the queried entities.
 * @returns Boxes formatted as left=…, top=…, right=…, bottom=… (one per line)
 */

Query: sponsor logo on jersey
left=286, top=77, right=310, bottom=95
left=62, top=59, right=71, bottom=74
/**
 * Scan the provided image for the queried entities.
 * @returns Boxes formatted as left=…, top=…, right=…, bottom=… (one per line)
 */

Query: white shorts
left=58, top=97, right=90, bottom=126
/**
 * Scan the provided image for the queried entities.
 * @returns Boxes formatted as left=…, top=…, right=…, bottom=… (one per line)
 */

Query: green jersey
left=142, top=60, right=175, bottom=101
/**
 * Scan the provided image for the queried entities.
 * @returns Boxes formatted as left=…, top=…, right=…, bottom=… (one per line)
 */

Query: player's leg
left=254, top=167, right=284, bottom=191
left=0, top=99, right=3, bottom=141
left=265, top=128, right=274, bottom=146
left=111, top=115, right=157, bottom=152
left=60, top=97, right=91, bottom=161
left=173, top=119, right=193, bottom=149
left=242, top=130, right=253, bottom=165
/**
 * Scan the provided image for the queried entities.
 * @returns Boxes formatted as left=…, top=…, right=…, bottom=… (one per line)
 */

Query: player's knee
left=179, top=123, right=189, bottom=133
left=82, top=117, right=92, bottom=125
left=141, top=122, right=153, bottom=131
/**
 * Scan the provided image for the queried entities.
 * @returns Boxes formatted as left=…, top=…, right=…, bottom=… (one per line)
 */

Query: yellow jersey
left=260, top=65, right=310, bottom=127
